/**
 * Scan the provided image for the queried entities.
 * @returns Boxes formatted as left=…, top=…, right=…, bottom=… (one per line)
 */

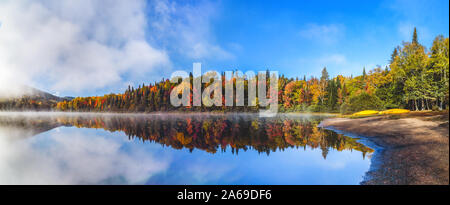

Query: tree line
left=56, top=28, right=448, bottom=113
left=1, top=28, right=448, bottom=113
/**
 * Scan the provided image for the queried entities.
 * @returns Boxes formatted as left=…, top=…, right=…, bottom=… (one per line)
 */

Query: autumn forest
left=1, top=28, right=448, bottom=114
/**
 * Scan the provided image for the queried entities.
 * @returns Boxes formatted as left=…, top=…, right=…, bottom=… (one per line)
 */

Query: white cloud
left=0, top=0, right=170, bottom=95
left=299, top=23, right=345, bottom=44
left=0, top=127, right=169, bottom=184
left=147, top=0, right=234, bottom=60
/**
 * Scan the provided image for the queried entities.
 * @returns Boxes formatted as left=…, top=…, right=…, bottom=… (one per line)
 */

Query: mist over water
left=0, top=112, right=373, bottom=185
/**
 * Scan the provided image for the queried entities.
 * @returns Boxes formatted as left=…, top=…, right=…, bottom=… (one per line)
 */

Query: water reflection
left=0, top=113, right=374, bottom=184
left=0, top=113, right=373, bottom=158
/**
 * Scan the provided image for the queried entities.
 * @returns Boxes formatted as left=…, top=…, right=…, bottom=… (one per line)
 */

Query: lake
left=0, top=112, right=373, bottom=185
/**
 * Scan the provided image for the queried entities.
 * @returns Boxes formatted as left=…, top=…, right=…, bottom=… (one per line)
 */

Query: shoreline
left=319, top=113, right=449, bottom=185
left=1, top=110, right=447, bottom=184
left=0, top=111, right=338, bottom=117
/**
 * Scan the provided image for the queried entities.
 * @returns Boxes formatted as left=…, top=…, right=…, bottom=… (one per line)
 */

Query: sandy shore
left=320, top=113, right=449, bottom=185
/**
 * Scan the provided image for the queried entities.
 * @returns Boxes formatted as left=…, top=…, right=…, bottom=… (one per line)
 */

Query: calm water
left=0, top=112, right=373, bottom=185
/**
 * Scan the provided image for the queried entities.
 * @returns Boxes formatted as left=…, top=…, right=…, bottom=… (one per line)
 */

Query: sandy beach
left=320, top=112, right=449, bottom=185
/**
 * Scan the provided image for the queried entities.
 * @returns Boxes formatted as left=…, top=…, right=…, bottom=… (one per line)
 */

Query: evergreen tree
left=412, top=27, right=418, bottom=45
left=362, top=67, right=366, bottom=79
left=390, top=48, right=398, bottom=64
left=45, top=32, right=448, bottom=114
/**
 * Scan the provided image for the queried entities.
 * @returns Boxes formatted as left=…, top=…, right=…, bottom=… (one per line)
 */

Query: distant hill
left=21, top=86, right=64, bottom=101
left=9, top=86, right=75, bottom=101
left=0, top=86, right=72, bottom=111
left=62, top=96, right=75, bottom=101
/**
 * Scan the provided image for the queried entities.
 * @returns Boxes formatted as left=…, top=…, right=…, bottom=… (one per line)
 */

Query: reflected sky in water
left=0, top=112, right=372, bottom=185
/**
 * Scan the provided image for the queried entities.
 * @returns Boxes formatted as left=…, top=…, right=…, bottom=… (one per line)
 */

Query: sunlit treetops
left=2, top=28, right=447, bottom=114
left=54, top=29, right=448, bottom=114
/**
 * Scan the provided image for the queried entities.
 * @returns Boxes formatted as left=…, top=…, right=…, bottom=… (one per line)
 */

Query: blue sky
left=0, top=0, right=448, bottom=97
left=166, top=0, right=449, bottom=78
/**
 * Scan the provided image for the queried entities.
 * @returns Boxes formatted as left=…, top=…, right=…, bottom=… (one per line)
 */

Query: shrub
left=307, top=104, right=321, bottom=112
left=352, top=110, right=379, bottom=116
left=278, top=104, right=286, bottom=113
left=294, top=104, right=303, bottom=112
left=379, top=109, right=410, bottom=114
left=346, top=92, right=383, bottom=113
left=301, top=103, right=309, bottom=111
left=340, top=102, right=351, bottom=114
left=432, top=105, right=440, bottom=111
left=384, top=103, right=399, bottom=109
